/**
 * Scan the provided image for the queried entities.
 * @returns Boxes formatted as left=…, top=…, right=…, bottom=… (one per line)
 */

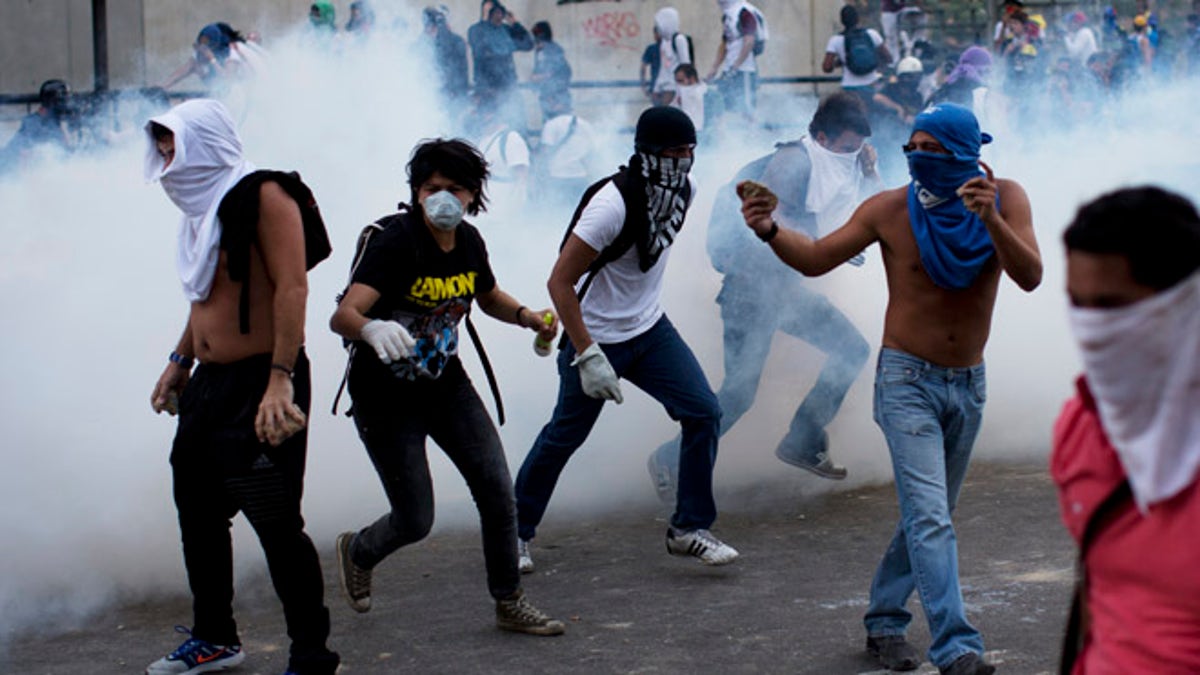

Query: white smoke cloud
left=2, top=9, right=1199, bottom=652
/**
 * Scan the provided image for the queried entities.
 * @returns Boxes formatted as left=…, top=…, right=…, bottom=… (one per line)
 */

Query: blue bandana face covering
left=905, top=104, right=997, bottom=290
left=906, top=151, right=983, bottom=204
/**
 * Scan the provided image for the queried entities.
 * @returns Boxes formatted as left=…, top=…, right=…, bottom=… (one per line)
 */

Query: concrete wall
left=3, top=1, right=842, bottom=95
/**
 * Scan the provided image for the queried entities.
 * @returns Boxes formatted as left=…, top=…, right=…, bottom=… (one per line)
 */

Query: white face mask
left=424, top=190, right=464, bottom=231
left=1069, top=270, right=1200, bottom=511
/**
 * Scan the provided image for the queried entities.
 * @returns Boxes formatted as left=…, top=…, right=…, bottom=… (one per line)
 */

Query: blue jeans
left=515, top=315, right=721, bottom=539
left=652, top=275, right=870, bottom=474
left=864, top=348, right=987, bottom=669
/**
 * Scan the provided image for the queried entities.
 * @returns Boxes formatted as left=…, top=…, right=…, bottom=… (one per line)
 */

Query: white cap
left=896, top=57, right=923, bottom=75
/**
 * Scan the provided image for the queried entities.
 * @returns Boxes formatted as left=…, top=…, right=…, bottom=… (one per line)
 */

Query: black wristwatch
left=757, top=221, right=779, bottom=243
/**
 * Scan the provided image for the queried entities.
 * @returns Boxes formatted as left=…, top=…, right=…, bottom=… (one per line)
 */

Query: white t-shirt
left=720, top=4, right=758, bottom=74
left=653, top=34, right=693, bottom=93
left=1065, top=26, right=1098, bottom=66
left=672, top=83, right=707, bottom=132
left=570, top=178, right=696, bottom=343
left=540, top=114, right=596, bottom=180
left=826, top=29, right=884, bottom=87
left=481, top=128, right=530, bottom=181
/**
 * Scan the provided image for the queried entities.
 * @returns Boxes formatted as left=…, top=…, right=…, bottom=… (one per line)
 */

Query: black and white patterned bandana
left=637, top=151, right=692, bottom=264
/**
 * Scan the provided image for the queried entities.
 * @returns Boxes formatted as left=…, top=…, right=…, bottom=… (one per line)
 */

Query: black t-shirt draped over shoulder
left=351, top=212, right=496, bottom=381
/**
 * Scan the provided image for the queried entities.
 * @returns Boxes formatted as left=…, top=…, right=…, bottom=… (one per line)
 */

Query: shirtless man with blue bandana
left=740, top=103, right=1041, bottom=675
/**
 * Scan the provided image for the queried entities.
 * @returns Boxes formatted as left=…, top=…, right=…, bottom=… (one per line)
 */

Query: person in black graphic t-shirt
left=329, top=138, right=565, bottom=636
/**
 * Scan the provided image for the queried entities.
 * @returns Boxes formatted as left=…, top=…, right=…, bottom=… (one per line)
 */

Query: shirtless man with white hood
left=144, top=99, right=338, bottom=675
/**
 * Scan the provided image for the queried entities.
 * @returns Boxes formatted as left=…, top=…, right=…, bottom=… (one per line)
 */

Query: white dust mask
left=425, top=190, right=464, bottom=231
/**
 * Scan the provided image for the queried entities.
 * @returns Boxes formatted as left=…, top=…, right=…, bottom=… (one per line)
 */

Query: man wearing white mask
left=514, top=107, right=738, bottom=574
left=144, top=99, right=340, bottom=675
left=329, top=139, right=564, bottom=636
left=1055, top=186, right=1200, bottom=674
left=649, top=92, right=879, bottom=495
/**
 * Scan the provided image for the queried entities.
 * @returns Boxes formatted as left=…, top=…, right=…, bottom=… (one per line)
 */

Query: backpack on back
left=743, top=3, right=769, bottom=56
left=843, top=27, right=879, bottom=75
left=218, top=170, right=332, bottom=335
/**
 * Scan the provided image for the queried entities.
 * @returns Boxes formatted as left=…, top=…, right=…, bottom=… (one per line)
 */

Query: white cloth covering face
left=800, top=135, right=865, bottom=236
left=1069, top=270, right=1200, bottom=512
left=145, top=99, right=255, bottom=302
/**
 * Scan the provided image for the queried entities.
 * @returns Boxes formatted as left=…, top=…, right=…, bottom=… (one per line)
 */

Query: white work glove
left=571, top=343, right=623, bottom=403
left=360, top=319, right=416, bottom=364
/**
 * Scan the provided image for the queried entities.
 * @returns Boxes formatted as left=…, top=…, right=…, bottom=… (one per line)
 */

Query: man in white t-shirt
left=823, top=5, right=891, bottom=109
left=707, top=0, right=760, bottom=121
left=1064, top=11, right=1099, bottom=67
left=514, top=107, right=738, bottom=574
left=535, top=99, right=597, bottom=210
left=474, top=94, right=530, bottom=216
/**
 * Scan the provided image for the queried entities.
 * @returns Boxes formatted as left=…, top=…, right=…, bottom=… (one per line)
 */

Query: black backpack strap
left=1059, top=479, right=1133, bottom=675
left=465, top=313, right=505, bottom=426
left=219, top=170, right=332, bottom=335
left=331, top=218, right=391, bottom=416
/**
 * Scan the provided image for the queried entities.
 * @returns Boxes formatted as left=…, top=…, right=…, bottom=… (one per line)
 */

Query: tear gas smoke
left=1, top=10, right=1198, bottom=651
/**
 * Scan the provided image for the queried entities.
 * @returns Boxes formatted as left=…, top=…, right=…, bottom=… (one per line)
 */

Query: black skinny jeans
left=346, top=356, right=520, bottom=600
left=171, top=350, right=338, bottom=675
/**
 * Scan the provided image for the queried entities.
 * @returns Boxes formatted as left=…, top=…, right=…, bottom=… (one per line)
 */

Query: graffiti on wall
left=581, top=11, right=641, bottom=50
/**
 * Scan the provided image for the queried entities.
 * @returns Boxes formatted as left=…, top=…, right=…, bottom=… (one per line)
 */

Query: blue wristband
left=169, top=351, right=195, bottom=369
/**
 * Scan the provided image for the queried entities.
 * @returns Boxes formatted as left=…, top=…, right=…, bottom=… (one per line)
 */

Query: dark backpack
left=744, top=4, right=769, bottom=56
left=330, top=209, right=506, bottom=425
left=843, top=27, right=879, bottom=75
left=217, top=170, right=332, bottom=335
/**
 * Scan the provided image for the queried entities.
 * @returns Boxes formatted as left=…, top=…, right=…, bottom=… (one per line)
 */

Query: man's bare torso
left=190, top=244, right=286, bottom=364
left=870, top=187, right=1002, bottom=368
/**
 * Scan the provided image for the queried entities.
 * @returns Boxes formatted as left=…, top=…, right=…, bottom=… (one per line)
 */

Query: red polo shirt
left=1051, top=377, right=1200, bottom=674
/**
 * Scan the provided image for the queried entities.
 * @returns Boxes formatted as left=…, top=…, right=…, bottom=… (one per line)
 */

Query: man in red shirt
left=1054, top=186, right=1200, bottom=673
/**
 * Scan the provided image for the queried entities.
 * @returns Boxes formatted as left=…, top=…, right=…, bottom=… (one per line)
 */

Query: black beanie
left=634, top=106, right=697, bottom=154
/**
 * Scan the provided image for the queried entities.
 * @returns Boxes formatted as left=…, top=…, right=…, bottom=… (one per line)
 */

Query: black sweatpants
left=170, top=349, right=338, bottom=675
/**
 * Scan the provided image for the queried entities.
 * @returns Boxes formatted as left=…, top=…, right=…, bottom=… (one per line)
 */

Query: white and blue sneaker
left=518, top=538, right=535, bottom=574
left=146, top=626, right=245, bottom=674
left=665, top=527, right=739, bottom=566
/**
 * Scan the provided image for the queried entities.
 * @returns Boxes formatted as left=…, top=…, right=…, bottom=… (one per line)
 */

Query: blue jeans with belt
left=515, top=315, right=721, bottom=540
left=864, top=347, right=987, bottom=669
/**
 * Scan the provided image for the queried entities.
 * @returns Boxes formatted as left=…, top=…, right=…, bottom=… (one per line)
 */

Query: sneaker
left=939, top=652, right=995, bottom=675
left=866, top=634, right=921, bottom=671
left=646, top=449, right=677, bottom=504
left=775, top=445, right=848, bottom=480
left=665, top=527, right=739, bottom=566
left=517, top=539, right=535, bottom=574
left=495, top=590, right=566, bottom=636
left=146, top=626, right=245, bottom=674
left=335, top=531, right=372, bottom=613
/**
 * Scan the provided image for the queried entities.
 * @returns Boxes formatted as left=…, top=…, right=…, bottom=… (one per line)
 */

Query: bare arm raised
left=741, top=186, right=883, bottom=276
left=958, top=162, right=1042, bottom=292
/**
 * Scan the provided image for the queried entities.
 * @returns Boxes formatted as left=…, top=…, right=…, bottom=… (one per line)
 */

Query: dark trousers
left=515, top=315, right=721, bottom=539
left=347, top=357, right=520, bottom=600
left=171, top=349, right=338, bottom=675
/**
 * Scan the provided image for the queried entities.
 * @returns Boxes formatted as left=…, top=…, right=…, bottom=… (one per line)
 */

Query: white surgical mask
left=425, top=190, right=464, bottom=231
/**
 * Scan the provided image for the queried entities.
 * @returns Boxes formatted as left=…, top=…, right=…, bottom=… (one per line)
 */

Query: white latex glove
left=360, top=319, right=416, bottom=364
left=571, top=343, right=623, bottom=403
